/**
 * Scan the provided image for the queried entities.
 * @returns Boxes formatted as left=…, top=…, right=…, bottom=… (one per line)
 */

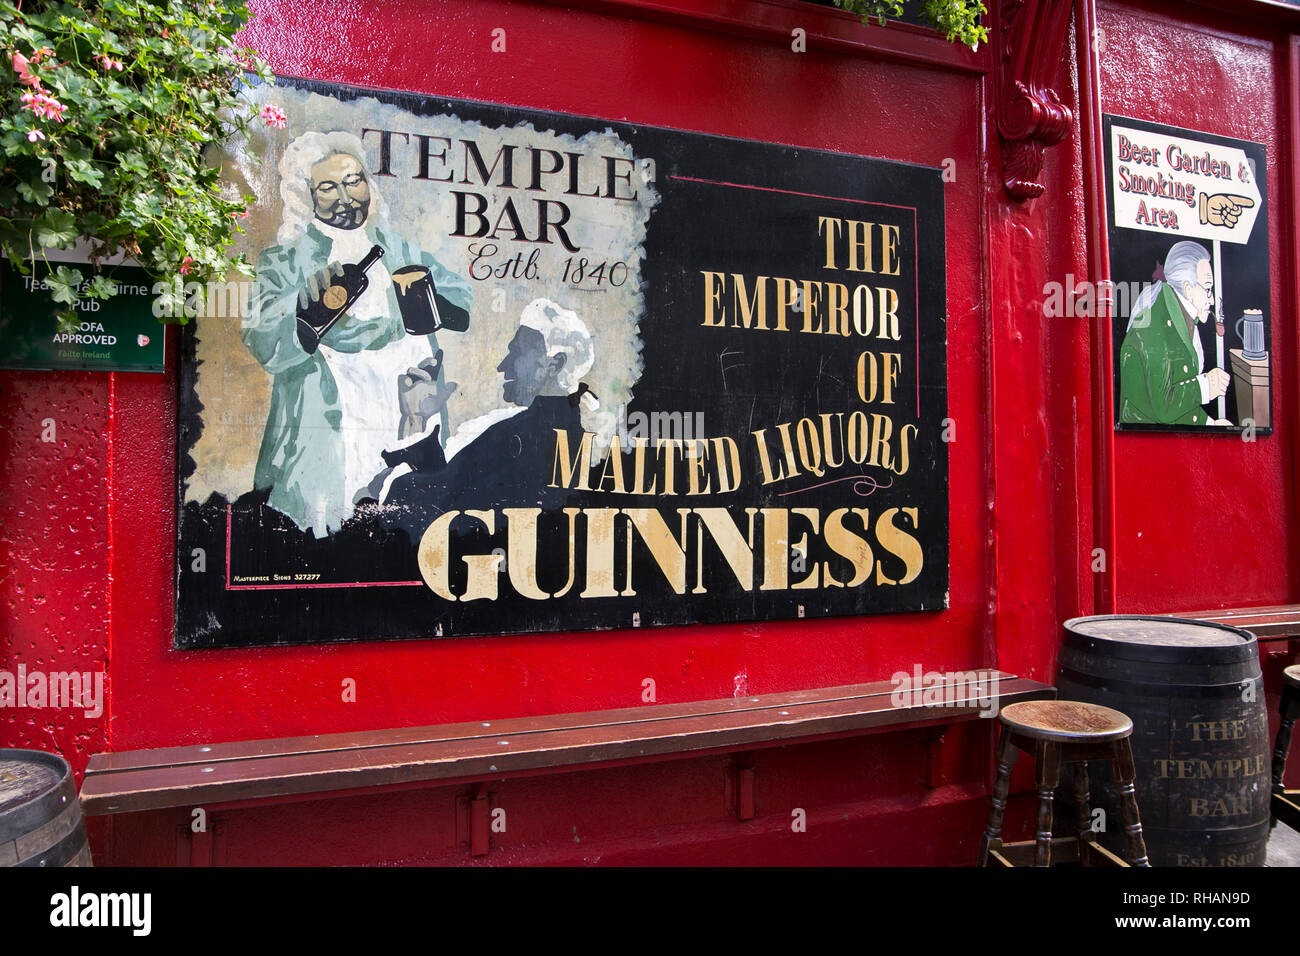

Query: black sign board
left=176, top=77, right=948, bottom=647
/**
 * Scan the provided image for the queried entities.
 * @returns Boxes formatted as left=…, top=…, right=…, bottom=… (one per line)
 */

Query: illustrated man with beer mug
left=1117, top=240, right=1232, bottom=427
left=242, top=131, right=472, bottom=537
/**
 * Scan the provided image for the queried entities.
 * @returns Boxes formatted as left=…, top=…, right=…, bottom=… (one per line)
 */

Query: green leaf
left=35, top=209, right=78, bottom=249
left=88, top=275, right=119, bottom=299
left=45, top=266, right=85, bottom=305
left=17, top=178, right=55, bottom=205
left=66, top=160, right=106, bottom=187
left=79, top=212, right=108, bottom=236
left=118, top=151, right=150, bottom=177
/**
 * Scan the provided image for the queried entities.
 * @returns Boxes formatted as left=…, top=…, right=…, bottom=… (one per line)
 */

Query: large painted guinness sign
left=175, top=76, right=948, bottom=648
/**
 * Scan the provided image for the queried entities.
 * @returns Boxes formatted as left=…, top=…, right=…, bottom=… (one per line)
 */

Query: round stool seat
left=1284, top=664, right=1300, bottom=692
left=999, top=700, right=1132, bottom=742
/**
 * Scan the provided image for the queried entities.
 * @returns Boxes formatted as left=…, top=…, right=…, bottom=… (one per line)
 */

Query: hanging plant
left=833, top=0, right=989, bottom=49
left=0, top=0, right=273, bottom=328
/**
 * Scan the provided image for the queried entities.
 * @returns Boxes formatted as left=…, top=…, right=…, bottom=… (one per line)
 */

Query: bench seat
left=81, top=669, right=1053, bottom=816
left=1171, top=604, right=1300, bottom=639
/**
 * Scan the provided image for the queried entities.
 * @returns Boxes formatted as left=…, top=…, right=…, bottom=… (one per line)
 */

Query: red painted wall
left=2, top=0, right=1296, bottom=865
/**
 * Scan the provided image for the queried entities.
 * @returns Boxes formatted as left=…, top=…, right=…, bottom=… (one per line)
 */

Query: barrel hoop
left=14, top=821, right=87, bottom=867
left=66, top=844, right=93, bottom=867
left=0, top=754, right=76, bottom=844
left=1060, top=633, right=1259, bottom=668
left=1140, top=820, right=1273, bottom=843
left=1063, top=616, right=1259, bottom=664
left=1057, top=650, right=1261, bottom=687
left=1059, top=666, right=1263, bottom=700
left=15, top=799, right=82, bottom=862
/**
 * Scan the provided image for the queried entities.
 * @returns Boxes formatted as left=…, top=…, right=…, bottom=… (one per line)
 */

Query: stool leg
left=979, top=727, right=1019, bottom=866
left=1274, top=691, right=1298, bottom=829
left=1033, top=740, right=1060, bottom=867
left=1111, top=740, right=1150, bottom=867
left=1072, top=760, right=1094, bottom=865
left=1272, top=695, right=1296, bottom=793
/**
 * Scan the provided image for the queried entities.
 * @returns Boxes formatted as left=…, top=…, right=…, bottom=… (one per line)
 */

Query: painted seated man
left=373, top=298, right=595, bottom=537
left=1118, top=239, right=1230, bottom=426
left=241, top=131, right=473, bottom=537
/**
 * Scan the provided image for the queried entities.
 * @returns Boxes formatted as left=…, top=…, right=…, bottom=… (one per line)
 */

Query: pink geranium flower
left=259, top=104, right=286, bottom=129
left=180, top=256, right=195, bottom=275
left=11, top=52, right=41, bottom=88
left=27, top=129, right=46, bottom=142
left=21, top=90, right=68, bottom=122
left=97, top=54, right=124, bottom=71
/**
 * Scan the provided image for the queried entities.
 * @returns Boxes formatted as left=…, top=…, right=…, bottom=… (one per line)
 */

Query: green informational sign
left=0, top=260, right=166, bottom=373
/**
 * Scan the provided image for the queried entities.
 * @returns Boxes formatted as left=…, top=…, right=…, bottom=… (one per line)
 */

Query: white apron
left=314, top=222, right=432, bottom=506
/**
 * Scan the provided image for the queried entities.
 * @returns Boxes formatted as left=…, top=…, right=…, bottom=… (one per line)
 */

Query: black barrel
left=1057, top=615, right=1270, bottom=867
left=0, top=749, right=91, bottom=867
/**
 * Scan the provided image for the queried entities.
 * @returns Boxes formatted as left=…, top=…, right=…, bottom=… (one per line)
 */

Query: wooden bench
left=81, top=670, right=1054, bottom=823
left=1170, top=604, right=1300, bottom=641
left=1277, top=786, right=1300, bottom=831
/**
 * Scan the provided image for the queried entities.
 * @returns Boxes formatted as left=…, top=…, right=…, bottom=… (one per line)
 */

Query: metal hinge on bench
left=728, top=755, right=757, bottom=821
left=455, top=783, right=495, bottom=857
left=176, top=818, right=225, bottom=866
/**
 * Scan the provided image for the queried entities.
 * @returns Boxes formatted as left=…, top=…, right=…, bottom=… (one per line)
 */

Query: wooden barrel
left=0, top=749, right=91, bottom=867
left=1057, top=615, right=1270, bottom=867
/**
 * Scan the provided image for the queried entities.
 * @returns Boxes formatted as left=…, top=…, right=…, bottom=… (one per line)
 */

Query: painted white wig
left=519, top=298, right=595, bottom=395
left=1128, top=240, right=1210, bottom=331
left=275, top=131, right=390, bottom=245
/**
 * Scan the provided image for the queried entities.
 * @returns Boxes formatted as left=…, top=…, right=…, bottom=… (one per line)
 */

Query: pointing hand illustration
left=1199, top=193, right=1255, bottom=228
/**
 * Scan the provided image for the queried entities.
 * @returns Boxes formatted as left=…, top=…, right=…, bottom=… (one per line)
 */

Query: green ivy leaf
left=79, top=212, right=108, bottom=236
left=833, top=0, right=986, bottom=48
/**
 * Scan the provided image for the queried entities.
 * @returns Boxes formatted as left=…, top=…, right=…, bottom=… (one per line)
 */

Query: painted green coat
left=241, top=222, right=472, bottom=536
left=1118, top=284, right=1210, bottom=426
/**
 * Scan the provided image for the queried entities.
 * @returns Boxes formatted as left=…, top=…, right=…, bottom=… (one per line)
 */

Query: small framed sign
left=0, top=259, right=166, bottom=373
left=1104, top=115, right=1270, bottom=434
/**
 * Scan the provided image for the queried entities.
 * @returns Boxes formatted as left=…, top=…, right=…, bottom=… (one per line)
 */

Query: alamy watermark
left=0, top=664, right=104, bottom=718
left=1042, top=274, right=1153, bottom=319
left=616, top=403, right=706, bottom=451
left=151, top=276, right=253, bottom=320
left=50, top=886, right=150, bottom=936
left=890, top=666, right=999, bottom=718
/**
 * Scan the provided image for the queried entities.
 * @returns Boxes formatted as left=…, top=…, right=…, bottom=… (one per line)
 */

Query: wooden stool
left=979, top=700, right=1149, bottom=867
left=1271, top=664, right=1300, bottom=831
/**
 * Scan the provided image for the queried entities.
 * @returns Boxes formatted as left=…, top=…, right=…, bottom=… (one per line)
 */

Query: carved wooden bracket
left=996, top=0, right=1076, bottom=200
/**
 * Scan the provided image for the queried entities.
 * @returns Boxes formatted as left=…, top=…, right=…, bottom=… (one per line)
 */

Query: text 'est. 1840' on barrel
left=1, top=748, right=91, bottom=867
left=1057, top=615, right=1271, bottom=867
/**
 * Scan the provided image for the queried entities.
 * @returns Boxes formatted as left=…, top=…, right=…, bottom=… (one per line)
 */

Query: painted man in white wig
left=377, top=298, right=596, bottom=533
left=242, top=131, right=472, bottom=536
left=1118, top=239, right=1231, bottom=426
